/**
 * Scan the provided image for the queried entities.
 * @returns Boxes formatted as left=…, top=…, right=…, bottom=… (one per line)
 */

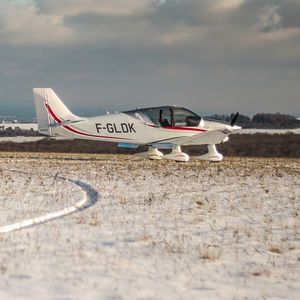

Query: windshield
left=140, top=107, right=201, bottom=127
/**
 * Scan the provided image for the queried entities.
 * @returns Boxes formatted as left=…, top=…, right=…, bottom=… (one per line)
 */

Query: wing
left=170, top=129, right=229, bottom=146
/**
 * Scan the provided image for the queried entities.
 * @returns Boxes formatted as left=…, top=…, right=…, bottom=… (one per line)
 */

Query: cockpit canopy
left=129, top=106, right=201, bottom=127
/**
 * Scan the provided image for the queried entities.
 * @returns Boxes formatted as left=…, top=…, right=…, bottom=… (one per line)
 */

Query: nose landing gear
left=195, top=144, right=223, bottom=161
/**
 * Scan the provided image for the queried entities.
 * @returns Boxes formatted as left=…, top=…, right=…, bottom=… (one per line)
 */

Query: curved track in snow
left=0, top=169, right=99, bottom=233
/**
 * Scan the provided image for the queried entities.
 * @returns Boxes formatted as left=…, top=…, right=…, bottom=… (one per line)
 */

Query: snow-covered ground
left=0, top=153, right=299, bottom=299
left=0, top=137, right=73, bottom=143
left=0, top=136, right=45, bottom=143
left=234, top=128, right=300, bottom=135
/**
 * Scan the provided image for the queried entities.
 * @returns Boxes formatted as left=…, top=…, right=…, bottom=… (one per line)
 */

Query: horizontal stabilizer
left=52, top=119, right=87, bottom=127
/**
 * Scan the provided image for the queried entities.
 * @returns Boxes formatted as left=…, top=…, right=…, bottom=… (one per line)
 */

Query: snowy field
left=0, top=136, right=45, bottom=143
left=0, top=153, right=299, bottom=299
left=0, top=137, right=71, bottom=143
left=234, top=128, right=300, bottom=135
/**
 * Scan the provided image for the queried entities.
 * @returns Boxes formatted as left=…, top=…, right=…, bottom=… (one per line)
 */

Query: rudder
left=33, top=88, right=79, bottom=136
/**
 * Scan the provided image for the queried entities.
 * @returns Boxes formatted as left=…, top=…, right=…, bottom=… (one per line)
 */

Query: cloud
left=213, top=0, right=245, bottom=11
left=1, top=0, right=299, bottom=50
left=34, top=0, right=156, bottom=16
left=257, top=6, right=282, bottom=32
left=0, top=2, right=74, bottom=45
left=0, top=0, right=299, bottom=115
left=278, top=0, right=300, bottom=28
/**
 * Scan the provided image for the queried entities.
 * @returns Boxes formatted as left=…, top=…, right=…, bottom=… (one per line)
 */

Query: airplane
left=33, top=88, right=241, bottom=162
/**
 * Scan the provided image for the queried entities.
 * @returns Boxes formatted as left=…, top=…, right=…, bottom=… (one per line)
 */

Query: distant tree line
left=0, top=113, right=299, bottom=137
left=207, top=113, right=300, bottom=129
left=0, top=127, right=40, bottom=137
left=0, top=112, right=299, bottom=157
left=0, top=134, right=299, bottom=158
left=184, top=134, right=300, bottom=158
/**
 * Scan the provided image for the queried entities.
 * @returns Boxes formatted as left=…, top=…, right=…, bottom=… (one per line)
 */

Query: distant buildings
left=0, top=115, right=36, bottom=124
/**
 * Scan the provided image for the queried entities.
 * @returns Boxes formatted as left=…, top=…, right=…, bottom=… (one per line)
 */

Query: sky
left=0, top=0, right=299, bottom=118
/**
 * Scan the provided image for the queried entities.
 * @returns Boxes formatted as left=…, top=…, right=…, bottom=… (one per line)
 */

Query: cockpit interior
left=132, top=107, right=201, bottom=127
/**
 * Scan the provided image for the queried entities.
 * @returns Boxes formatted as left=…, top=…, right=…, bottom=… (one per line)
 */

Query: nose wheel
left=195, top=144, right=223, bottom=161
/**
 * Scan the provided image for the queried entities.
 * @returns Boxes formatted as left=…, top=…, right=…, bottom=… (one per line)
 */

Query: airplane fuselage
left=50, top=112, right=225, bottom=146
left=34, top=88, right=241, bottom=161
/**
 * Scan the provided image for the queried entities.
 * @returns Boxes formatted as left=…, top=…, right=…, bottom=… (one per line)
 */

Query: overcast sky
left=0, top=0, right=299, bottom=117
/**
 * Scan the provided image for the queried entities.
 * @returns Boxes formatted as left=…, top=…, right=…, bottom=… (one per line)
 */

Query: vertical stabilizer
left=33, top=88, right=79, bottom=136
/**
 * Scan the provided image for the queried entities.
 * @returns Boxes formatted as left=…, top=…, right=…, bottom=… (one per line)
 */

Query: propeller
left=230, top=112, right=239, bottom=127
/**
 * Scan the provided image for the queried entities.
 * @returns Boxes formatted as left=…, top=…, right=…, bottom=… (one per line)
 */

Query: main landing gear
left=135, top=144, right=223, bottom=162
left=163, top=145, right=189, bottom=162
left=135, top=145, right=189, bottom=162
left=135, top=146, right=163, bottom=160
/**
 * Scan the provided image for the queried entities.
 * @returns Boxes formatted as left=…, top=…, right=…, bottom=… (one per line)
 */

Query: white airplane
left=33, top=88, right=241, bottom=162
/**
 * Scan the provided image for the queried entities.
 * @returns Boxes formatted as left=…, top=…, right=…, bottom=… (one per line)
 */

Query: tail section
left=33, top=88, right=79, bottom=136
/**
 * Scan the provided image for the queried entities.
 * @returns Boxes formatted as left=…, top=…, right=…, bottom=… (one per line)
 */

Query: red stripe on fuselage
left=62, top=125, right=132, bottom=140
left=163, top=126, right=206, bottom=132
left=45, top=104, right=133, bottom=141
left=145, top=123, right=206, bottom=132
